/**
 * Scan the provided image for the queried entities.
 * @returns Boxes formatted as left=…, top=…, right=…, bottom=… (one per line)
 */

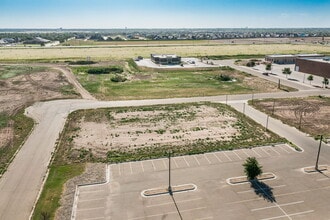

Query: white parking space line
left=212, top=153, right=222, bottom=162
left=151, top=160, right=156, bottom=171
left=183, top=156, right=190, bottom=167
left=242, top=149, right=251, bottom=157
left=77, top=206, right=105, bottom=212
left=204, top=154, right=211, bottom=164
left=251, top=201, right=304, bottom=211
left=173, top=157, right=179, bottom=168
left=260, top=210, right=314, bottom=220
left=252, top=148, right=262, bottom=158
left=129, top=207, right=207, bottom=220
left=146, top=197, right=202, bottom=208
left=237, top=185, right=286, bottom=194
left=79, top=190, right=106, bottom=195
left=196, top=217, right=213, bottom=220
left=279, top=145, right=290, bottom=153
left=223, top=152, right=232, bottom=161
left=118, top=164, right=122, bottom=176
left=82, top=217, right=105, bottom=220
left=162, top=159, right=167, bottom=169
left=140, top=161, right=145, bottom=172
left=254, top=181, right=292, bottom=220
left=316, top=178, right=330, bottom=182
left=233, top=151, right=242, bottom=160
left=129, top=162, right=133, bottom=174
left=268, top=146, right=281, bottom=156
left=79, top=198, right=106, bottom=203
left=260, top=147, right=272, bottom=156
left=193, top=155, right=201, bottom=165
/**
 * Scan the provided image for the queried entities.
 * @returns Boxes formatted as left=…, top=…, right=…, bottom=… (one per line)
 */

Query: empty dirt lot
left=251, top=96, right=330, bottom=138
left=58, top=102, right=284, bottom=164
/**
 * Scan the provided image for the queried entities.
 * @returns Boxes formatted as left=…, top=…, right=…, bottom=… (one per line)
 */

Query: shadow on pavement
left=250, top=180, right=276, bottom=203
left=171, top=194, right=183, bottom=220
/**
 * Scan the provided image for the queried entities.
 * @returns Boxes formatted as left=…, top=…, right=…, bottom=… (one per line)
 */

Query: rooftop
left=299, top=57, right=330, bottom=64
left=151, top=54, right=180, bottom=59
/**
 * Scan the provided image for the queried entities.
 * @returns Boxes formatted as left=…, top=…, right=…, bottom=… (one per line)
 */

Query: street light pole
left=168, top=152, right=173, bottom=195
left=315, top=135, right=323, bottom=171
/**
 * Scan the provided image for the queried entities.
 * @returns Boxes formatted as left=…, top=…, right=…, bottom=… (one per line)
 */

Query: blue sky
left=1, top=0, right=329, bottom=28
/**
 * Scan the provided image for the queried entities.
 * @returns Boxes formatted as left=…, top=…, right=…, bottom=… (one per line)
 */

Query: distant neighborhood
left=0, top=28, right=330, bottom=46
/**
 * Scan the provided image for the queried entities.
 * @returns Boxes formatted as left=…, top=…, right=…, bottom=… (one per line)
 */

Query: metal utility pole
left=265, top=115, right=269, bottom=131
left=272, top=100, right=275, bottom=115
left=315, top=135, right=323, bottom=170
left=168, top=152, right=173, bottom=195
left=278, top=79, right=281, bottom=89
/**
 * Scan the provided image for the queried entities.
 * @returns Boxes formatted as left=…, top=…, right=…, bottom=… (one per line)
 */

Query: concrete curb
left=303, top=165, right=328, bottom=173
left=70, top=164, right=110, bottom=220
left=141, top=184, right=197, bottom=197
left=227, top=172, right=276, bottom=185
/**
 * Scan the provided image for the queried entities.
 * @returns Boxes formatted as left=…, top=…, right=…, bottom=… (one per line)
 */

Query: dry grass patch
left=251, top=96, right=330, bottom=139
left=0, top=44, right=329, bottom=61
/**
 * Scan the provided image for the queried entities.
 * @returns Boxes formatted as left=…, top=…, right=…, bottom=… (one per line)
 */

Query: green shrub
left=68, top=60, right=96, bottom=65
left=215, top=74, right=233, bottom=82
left=111, top=75, right=127, bottom=82
left=246, top=61, right=256, bottom=67
left=87, top=66, right=123, bottom=74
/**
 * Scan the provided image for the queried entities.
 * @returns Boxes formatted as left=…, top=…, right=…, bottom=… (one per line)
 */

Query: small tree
left=243, top=157, right=263, bottom=180
left=307, top=75, right=313, bottom=84
left=265, top=63, right=272, bottom=71
left=282, top=67, right=292, bottom=78
left=246, top=61, right=256, bottom=67
left=323, top=77, right=329, bottom=88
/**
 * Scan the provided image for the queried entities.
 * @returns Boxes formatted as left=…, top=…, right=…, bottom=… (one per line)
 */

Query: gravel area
left=55, top=163, right=106, bottom=220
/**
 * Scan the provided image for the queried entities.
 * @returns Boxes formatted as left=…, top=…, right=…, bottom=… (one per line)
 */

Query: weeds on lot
left=250, top=96, right=330, bottom=139
left=0, top=65, right=48, bottom=79
left=56, top=102, right=285, bottom=164
left=0, top=109, right=34, bottom=176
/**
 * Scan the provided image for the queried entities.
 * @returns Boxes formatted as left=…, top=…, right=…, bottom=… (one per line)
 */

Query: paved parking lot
left=72, top=144, right=330, bottom=220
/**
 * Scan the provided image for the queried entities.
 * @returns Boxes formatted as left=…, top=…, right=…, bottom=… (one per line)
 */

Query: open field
left=0, top=65, right=81, bottom=176
left=56, top=102, right=285, bottom=164
left=251, top=96, right=330, bottom=139
left=72, top=64, right=295, bottom=100
left=0, top=44, right=329, bottom=61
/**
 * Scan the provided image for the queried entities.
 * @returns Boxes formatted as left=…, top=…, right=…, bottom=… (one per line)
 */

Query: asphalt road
left=0, top=64, right=329, bottom=219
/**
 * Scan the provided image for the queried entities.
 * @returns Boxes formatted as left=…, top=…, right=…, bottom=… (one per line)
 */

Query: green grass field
left=72, top=64, right=295, bottom=100
left=0, top=65, right=48, bottom=79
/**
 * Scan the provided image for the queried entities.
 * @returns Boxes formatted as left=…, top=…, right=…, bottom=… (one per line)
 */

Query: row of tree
left=265, top=64, right=329, bottom=87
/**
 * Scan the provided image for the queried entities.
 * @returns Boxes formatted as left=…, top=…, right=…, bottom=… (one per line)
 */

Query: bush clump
left=68, top=60, right=96, bottom=65
left=87, top=66, right=123, bottom=74
left=111, top=75, right=127, bottom=82
left=215, top=74, right=233, bottom=82
left=246, top=61, right=256, bottom=67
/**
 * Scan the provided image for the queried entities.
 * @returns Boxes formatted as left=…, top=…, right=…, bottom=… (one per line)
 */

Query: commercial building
left=295, top=57, right=330, bottom=78
left=150, top=54, right=181, bottom=65
left=265, top=54, right=324, bottom=64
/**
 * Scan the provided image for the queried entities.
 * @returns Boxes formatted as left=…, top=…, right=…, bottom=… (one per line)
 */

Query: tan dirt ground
left=253, top=97, right=330, bottom=138
left=72, top=105, right=239, bottom=158
left=0, top=66, right=80, bottom=149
